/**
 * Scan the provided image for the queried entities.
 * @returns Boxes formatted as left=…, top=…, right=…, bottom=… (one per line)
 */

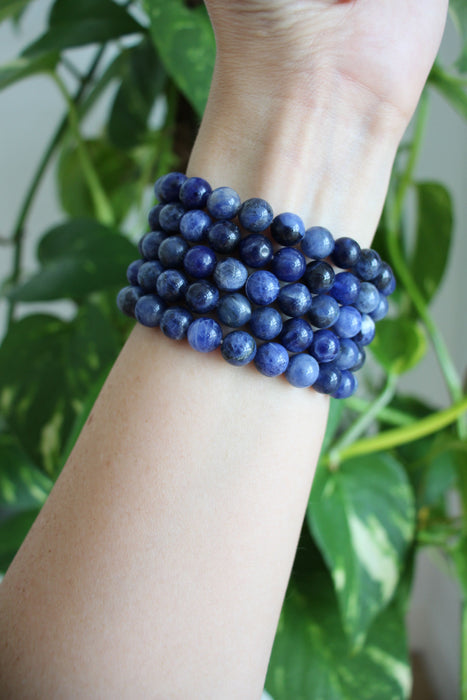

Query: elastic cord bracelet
left=117, top=172, right=396, bottom=399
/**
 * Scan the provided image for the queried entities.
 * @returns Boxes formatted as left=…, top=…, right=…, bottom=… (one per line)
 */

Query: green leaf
left=418, top=439, right=461, bottom=508
left=0, top=509, right=40, bottom=574
left=0, top=53, right=59, bottom=92
left=450, top=0, right=467, bottom=72
left=143, top=0, right=215, bottom=116
left=320, top=398, right=345, bottom=457
left=371, top=318, right=427, bottom=375
left=108, top=37, right=166, bottom=150
left=429, top=63, right=467, bottom=121
left=23, top=0, right=143, bottom=56
left=0, top=0, right=35, bottom=24
left=411, top=181, right=453, bottom=304
left=308, top=453, right=415, bottom=649
left=7, top=219, right=137, bottom=302
left=0, top=432, right=52, bottom=515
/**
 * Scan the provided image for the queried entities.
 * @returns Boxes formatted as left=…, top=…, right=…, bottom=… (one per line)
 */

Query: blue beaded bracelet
left=117, top=172, right=396, bottom=399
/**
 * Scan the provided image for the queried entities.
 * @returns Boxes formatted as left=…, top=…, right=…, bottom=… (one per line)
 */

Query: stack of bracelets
left=117, top=172, right=396, bottom=399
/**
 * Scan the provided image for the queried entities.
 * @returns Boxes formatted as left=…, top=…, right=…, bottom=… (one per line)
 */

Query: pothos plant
left=0, top=0, right=466, bottom=698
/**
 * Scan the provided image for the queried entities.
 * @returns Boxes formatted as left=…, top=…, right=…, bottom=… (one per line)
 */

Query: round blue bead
left=354, top=313, right=376, bottom=345
left=271, top=248, right=306, bottom=282
left=351, top=345, right=366, bottom=371
left=179, top=209, right=212, bottom=242
left=285, top=353, right=319, bottom=388
left=213, top=258, right=248, bottom=292
left=307, top=294, right=340, bottom=329
left=158, top=236, right=189, bottom=268
left=238, top=233, right=273, bottom=268
left=183, top=245, right=217, bottom=279
left=254, top=342, right=289, bottom=377
left=186, top=281, right=219, bottom=313
left=355, top=281, right=380, bottom=314
left=279, top=318, right=313, bottom=352
left=222, top=330, right=257, bottom=366
left=245, top=270, right=280, bottom=306
left=238, top=198, right=274, bottom=232
left=329, top=271, right=361, bottom=305
left=277, top=283, right=312, bottom=317
left=270, top=212, right=305, bottom=246
left=249, top=307, right=283, bottom=340
left=217, top=293, right=252, bottom=327
left=159, top=203, right=185, bottom=233
left=207, top=221, right=241, bottom=253
left=303, top=261, right=335, bottom=293
left=333, top=306, right=362, bottom=338
left=354, top=248, right=381, bottom=280
left=373, top=262, right=396, bottom=295
left=156, top=269, right=188, bottom=302
left=140, top=230, right=166, bottom=260
left=160, top=307, right=193, bottom=340
left=331, top=236, right=361, bottom=269
left=137, top=260, right=164, bottom=292
left=179, top=176, right=212, bottom=209
left=207, top=186, right=241, bottom=220
left=332, top=369, right=358, bottom=399
left=134, top=294, right=166, bottom=327
left=148, top=204, right=164, bottom=230
left=301, top=226, right=335, bottom=259
left=187, top=317, right=223, bottom=353
left=310, top=329, right=341, bottom=363
left=369, top=292, right=389, bottom=321
left=154, top=172, right=187, bottom=203
left=126, top=259, right=143, bottom=286
left=116, top=285, right=143, bottom=317
left=335, top=338, right=360, bottom=371
left=313, top=364, right=342, bottom=394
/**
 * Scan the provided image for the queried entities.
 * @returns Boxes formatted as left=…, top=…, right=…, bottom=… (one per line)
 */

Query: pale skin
left=0, top=1, right=447, bottom=697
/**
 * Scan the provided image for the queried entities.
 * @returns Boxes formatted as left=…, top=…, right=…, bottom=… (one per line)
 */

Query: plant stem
left=344, top=396, right=414, bottom=427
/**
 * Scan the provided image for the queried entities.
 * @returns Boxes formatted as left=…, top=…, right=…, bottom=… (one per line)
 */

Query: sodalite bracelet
left=117, top=172, right=396, bottom=398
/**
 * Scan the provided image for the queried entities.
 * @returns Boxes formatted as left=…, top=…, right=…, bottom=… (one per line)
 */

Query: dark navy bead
left=350, top=345, right=366, bottom=371
left=116, top=285, right=143, bottom=317
left=140, top=230, right=166, bottom=260
left=354, top=248, right=382, bottom=280
left=159, top=203, right=186, bottom=233
left=310, top=329, right=341, bottom=363
left=373, top=262, right=396, bottom=295
left=271, top=248, right=306, bottom=282
left=354, top=313, right=376, bottom=345
left=180, top=209, right=212, bottom=242
left=331, top=237, right=361, bottom=269
left=207, top=186, right=241, bottom=220
left=254, top=342, right=289, bottom=377
left=148, top=204, right=164, bottom=230
left=301, top=226, right=335, bottom=259
left=134, top=294, right=166, bottom=327
left=307, top=294, right=340, bottom=329
left=207, top=221, right=241, bottom=253
left=137, top=260, right=164, bottom=292
left=239, top=233, right=273, bottom=268
left=369, top=292, right=389, bottom=321
left=332, top=306, right=362, bottom=338
left=222, top=330, right=257, bottom=366
left=303, top=261, right=335, bottom=294
left=160, top=307, right=193, bottom=340
left=156, top=269, right=188, bottom=302
left=355, top=281, right=380, bottom=314
left=285, top=353, right=319, bottom=388
left=245, top=270, right=280, bottom=305
left=179, top=176, right=211, bottom=209
left=138, top=232, right=149, bottom=257
left=270, top=212, right=305, bottom=246
left=213, top=258, right=248, bottom=292
left=249, top=307, right=283, bottom=340
left=218, top=293, right=252, bottom=327
left=313, top=364, right=342, bottom=394
left=186, top=281, right=219, bottom=313
left=329, top=271, right=361, bottom=305
left=126, top=259, right=143, bottom=286
left=187, top=317, right=223, bottom=353
left=238, top=198, right=274, bottom=232
left=279, top=318, right=314, bottom=352
left=154, top=172, right=187, bottom=203
left=183, top=245, right=217, bottom=279
left=335, top=338, right=360, bottom=371
left=277, top=283, right=312, bottom=317
left=158, top=236, right=189, bottom=268
left=332, top=369, right=358, bottom=399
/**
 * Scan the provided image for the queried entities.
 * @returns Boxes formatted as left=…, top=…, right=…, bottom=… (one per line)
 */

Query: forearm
left=0, top=79, right=403, bottom=697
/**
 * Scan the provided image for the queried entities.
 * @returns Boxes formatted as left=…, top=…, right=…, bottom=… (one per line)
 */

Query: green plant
left=0, top=1, right=466, bottom=697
